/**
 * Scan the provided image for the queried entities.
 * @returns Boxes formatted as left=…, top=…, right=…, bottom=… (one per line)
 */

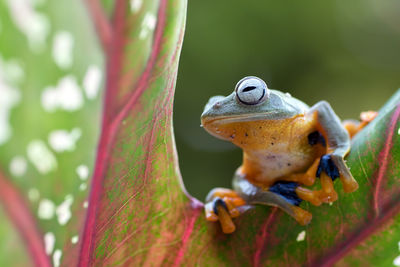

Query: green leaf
left=0, top=0, right=102, bottom=265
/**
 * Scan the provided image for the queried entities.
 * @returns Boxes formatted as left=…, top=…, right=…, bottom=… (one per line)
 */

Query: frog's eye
left=235, top=76, right=269, bottom=105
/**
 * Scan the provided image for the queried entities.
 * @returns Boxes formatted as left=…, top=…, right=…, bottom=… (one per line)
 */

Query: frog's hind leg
left=343, top=110, right=378, bottom=138
left=234, top=176, right=312, bottom=226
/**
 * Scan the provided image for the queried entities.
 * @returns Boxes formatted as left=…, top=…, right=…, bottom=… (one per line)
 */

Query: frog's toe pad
left=341, top=177, right=359, bottom=193
left=319, top=190, right=338, bottom=203
left=316, top=154, right=340, bottom=180
left=360, top=110, right=378, bottom=123
left=292, top=206, right=312, bottom=225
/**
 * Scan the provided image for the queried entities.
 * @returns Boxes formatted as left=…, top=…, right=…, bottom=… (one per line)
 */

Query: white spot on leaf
left=28, top=188, right=40, bottom=202
left=44, top=232, right=55, bottom=255
left=0, top=76, right=21, bottom=145
left=139, top=13, right=156, bottom=39
left=52, top=31, right=74, bottom=69
left=79, top=183, right=87, bottom=191
left=394, top=255, right=400, bottom=266
left=56, top=195, right=73, bottom=225
left=41, top=76, right=83, bottom=112
left=6, top=0, right=50, bottom=52
left=27, top=140, right=57, bottom=174
left=398, top=127, right=400, bottom=135
left=0, top=57, right=25, bottom=85
left=48, top=128, right=81, bottom=152
left=83, top=65, right=102, bottom=99
left=53, top=249, right=62, bottom=267
left=9, top=156, right=27, bottom=177
left=71, top=235, right=79, bottom=244
left=38, top=199, right=55, bottom=220
left=76, top=165, right=89, bottom=180
left=130, top=0, right=142, bottom=13
left=83, top=201, right=88, bottom=208
left=296, top=230, right=306, bottom=242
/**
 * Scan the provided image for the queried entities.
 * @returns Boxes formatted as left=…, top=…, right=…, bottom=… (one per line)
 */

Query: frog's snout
left=202, top=95, right=225, bottom=117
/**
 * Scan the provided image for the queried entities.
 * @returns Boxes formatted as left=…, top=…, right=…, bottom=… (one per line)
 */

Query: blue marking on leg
left=316, top=154, right=340, bottom=181
left=212, top=197, right=228, bottom=215
left=269, top=181, right=302, bottom=206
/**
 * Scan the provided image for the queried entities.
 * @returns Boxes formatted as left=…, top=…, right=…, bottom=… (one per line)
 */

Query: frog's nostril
left=214, top=102, right=222, bottom=108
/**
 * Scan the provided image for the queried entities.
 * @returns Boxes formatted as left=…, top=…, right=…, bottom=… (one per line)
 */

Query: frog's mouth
left=205, top=111, right=283, bottom=123
left=202, top=112, right=281, bottom=127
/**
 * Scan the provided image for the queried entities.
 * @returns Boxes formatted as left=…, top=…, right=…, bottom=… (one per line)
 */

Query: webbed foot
left=204, top=188, right=246, bottom=234
left=316, top=154, right=358, bottom=202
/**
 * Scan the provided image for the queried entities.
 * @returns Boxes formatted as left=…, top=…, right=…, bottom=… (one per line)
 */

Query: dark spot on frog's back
left=308, top=131, right=326, bottom=147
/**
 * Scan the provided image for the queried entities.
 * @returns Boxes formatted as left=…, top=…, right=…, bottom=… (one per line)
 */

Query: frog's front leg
left=308, top=101, right=359, bottom=197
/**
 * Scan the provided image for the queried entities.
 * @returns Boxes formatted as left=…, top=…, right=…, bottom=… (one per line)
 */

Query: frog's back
left=269, top=89, right=310, bottom=115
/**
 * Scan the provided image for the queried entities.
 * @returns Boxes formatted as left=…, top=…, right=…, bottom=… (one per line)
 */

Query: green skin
left=200, top=76, right=356, bottom=222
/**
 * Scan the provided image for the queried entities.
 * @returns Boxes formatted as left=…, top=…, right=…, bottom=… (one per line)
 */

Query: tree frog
left=201, top=76, right=375, bottom=234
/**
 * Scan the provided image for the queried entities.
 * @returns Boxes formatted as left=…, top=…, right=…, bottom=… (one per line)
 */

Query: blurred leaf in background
left=175, top=0, right=400, bottom=200
left=0, top=0, right=103, bottom=265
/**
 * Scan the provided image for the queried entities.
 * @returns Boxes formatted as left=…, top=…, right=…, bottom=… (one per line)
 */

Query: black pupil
left=242, top=86, right=257, bottom=92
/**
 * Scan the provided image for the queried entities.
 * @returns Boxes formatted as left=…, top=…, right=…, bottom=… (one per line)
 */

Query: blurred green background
left=175, top=0, right=400, bottom=200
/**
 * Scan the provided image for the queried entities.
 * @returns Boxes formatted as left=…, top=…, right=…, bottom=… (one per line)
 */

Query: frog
left=201, top=76, right=376, bottom=234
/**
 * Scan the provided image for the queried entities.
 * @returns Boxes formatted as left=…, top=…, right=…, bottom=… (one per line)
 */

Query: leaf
left=1, top=0, right=400, bottom=266
left=0, top=0, right=190, bottom=266
left=78, top=0, right=192, bottom=265
left=0, top=0, right=103, bottom=265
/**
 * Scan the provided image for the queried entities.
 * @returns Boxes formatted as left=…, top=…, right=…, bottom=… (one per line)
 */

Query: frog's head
left=201, top=76, right=308, bottom=142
